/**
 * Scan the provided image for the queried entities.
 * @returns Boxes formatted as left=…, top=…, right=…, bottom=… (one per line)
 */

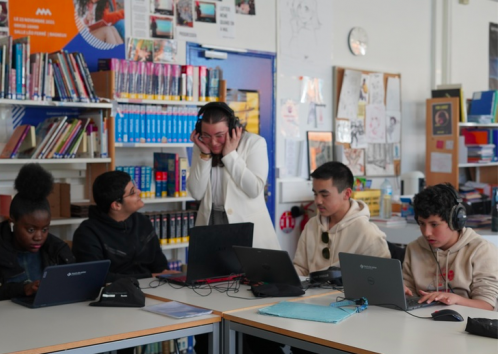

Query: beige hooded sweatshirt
left=293, top=199, right=391, bottom=276
left=403, top=228, right=498, bottom=308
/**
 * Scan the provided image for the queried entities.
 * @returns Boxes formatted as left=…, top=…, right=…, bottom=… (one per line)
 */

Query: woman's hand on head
left=190, top=129, right=211, bottom=155
left=222, top=126, right=243, bottom=156
left=24, top=280, right=40, bottom=296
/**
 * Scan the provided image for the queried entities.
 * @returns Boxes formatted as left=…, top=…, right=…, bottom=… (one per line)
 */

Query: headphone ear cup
left=449, top=204, right=467, bottom=230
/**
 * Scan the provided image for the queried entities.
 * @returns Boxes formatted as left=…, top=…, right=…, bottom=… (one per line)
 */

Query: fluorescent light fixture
left=204, top=50, right=228, bottom=60
left=201, top=44, right=247, bottom=53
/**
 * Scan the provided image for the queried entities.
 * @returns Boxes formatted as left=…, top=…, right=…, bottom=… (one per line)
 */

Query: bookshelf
left=425, top=97, right=498, bottom=189
left=0, top=99, right=114, bottom=240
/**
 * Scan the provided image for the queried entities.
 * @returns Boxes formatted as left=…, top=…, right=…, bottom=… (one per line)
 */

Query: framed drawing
left=307, top=131, right=333, bottom=176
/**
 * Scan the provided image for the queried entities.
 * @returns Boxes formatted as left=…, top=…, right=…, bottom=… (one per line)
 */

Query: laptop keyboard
left=406, top=296, right=439, bottom=310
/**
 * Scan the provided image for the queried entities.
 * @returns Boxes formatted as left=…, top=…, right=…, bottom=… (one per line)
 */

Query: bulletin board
left=333, top=66, right=402, bottom=177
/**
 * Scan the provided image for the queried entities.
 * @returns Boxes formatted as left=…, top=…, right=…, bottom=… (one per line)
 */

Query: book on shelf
left=0, top=124, right=32, bottom=159
left=468, top=90, right=498, bottom=123
left=154, top=152, right=180, bottom=197
left=0, top=36, right=12, bottom=99
left=12, top=125, right=35, bottom=158
left=465, top=214, right=492, bottom=228
left=433, top=84, right=467, bottom=123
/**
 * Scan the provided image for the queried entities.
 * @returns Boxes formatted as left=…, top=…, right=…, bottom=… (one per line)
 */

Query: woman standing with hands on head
left=0, top=164, right=75, bottom=300
left=187, top=102, right=280, bottom=250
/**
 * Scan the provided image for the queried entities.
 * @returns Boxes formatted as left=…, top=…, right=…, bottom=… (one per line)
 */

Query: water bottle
left=379, top=179, right=393, bottom=219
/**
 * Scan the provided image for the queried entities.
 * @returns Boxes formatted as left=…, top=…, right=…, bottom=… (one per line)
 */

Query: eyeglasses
left=199, top=131, right=228, bottom=143
left=321, top=231, right=330, bottom=259
left=116, top=181, right=138, bottom=203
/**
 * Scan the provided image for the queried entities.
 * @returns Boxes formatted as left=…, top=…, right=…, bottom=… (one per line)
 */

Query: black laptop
left=12, top=260, right=110, bottom=308
left=339, top=253, right=439, bottom=311
left=157, top=223, right=254, bottom=286
left=232, top=246, right=302, bottom=288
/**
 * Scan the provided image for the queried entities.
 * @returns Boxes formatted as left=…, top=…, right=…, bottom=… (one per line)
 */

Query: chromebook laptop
left=232, top=246, right=302, bottom=288
left=339, top=253, right=438, bottom=311
left=157, top=223, right=253, bottom=286
left=12, top=260, right=110, bottom=308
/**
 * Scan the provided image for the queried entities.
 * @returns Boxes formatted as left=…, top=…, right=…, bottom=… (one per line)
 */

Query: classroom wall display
left=9, top=0, right=125, bottom=72
left=333, top=66, right=402, bottom=177
left=306, top=131, right=333, bottom=176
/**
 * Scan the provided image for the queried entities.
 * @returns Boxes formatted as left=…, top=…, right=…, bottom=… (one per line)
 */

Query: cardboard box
left=48, top=183, right=71, bottom=218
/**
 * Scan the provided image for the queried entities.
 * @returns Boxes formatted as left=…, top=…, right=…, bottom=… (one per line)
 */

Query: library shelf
left=115, top=98, right=206, bottom=106
left=0, top=99, right=112, bottom=109
left=0, top=158, right=112, bottom=164
left=50, top=217, right=87, bottom=226
left=161, top=242, right=189, bottom=250
left=459, top=122, right=498, bottom=128
left=142, top=197, right=194, bottom=205
left=115, top=143, right=193, bottom=148
left=459, top=162, right=498, bottom=168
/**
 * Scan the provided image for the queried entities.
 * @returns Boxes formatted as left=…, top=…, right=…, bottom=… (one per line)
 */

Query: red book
left=0, top=124, right=30, bottom=159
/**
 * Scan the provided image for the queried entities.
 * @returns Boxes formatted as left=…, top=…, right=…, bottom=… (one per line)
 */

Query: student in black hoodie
left=72, top=170, right=175, bottom=282
left=0, top=163, right=75, bottom=300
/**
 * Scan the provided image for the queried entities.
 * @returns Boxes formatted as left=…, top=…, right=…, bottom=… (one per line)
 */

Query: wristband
left=200, top=151, right=212, bottom=159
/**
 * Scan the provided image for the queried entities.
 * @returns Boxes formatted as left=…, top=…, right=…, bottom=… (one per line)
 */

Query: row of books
left=154, top=152, right=189, bottom=198
left=117, top=157, right=189, bottom=199
left=98, top=58, right=221, bottom=102
left=460, top=126, right=498, bottom=162
left=115, top=104, right=198, bottom=144
left=468, top=90, right=498, bottom=124
left=145, top=209, right=196, bottom=245
left=0, top=36, right=98, bottom=102
left=0, top=116, right=107, bottom=159
left=465, top=144, right=496, bottom=163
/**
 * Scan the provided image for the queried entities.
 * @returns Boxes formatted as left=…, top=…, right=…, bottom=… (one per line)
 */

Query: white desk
left=223, top=294, right=498, bottom=354
left=0, top=298, right=221, bottom=354
left=379, top=223, right=498, bottom=247
left=140, top=278, right=339, bottom=315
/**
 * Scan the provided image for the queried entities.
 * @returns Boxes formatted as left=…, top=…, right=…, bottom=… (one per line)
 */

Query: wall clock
left=348, top=27, right=368, bottom=56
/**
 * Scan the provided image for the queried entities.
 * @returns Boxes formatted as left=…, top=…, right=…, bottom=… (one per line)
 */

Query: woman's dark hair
left=310, top=161, right=354, bottom=193
left=10, top=163, right=54, bottom=221
left=92, top=170, right=131, bottom=213
left=198, top=102, right=241, bottom=167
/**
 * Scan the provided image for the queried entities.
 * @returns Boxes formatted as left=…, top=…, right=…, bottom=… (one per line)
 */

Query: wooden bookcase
left=425, top=97, right=498, bottom=189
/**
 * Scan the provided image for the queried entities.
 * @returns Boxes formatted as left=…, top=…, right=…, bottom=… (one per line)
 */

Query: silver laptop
left=339, top=253, right=438, bottom=311
left=12, top=260, right=110, bottom=308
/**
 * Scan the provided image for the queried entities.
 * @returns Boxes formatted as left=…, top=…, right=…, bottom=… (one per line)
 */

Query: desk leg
left=223, top=318, right=237, bottom=354
left=209, top=321, right=220, bottom=354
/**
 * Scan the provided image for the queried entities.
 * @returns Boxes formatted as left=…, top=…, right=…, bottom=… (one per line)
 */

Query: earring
left=10, top=222, right=14, bottom=232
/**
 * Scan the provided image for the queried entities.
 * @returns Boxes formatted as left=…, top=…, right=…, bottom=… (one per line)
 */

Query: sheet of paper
left=335, top=118, right=350, bottom=143
left=217, top=3, right=235, bottom=39
left=365, top=104, right=386, bottom=143
left=386, top=77, right=401, bottom=111
left=350, top=118, right=367, bottom=149
left=337, top=70, right=362, bottom=120
left=368, top=73, right=384, bottom=104
left=385, top=111, right=401, bottom=143
left=430, top=152, right=452, bottom=173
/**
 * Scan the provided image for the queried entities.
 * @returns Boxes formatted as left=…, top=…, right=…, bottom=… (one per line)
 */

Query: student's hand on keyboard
left=404, top=285, right=413, bottom=296
left=152, top=269, right=181, bottom=277
left=418, top=290, right=459, bottom=305
left=24, top=280, right=40, bottom=296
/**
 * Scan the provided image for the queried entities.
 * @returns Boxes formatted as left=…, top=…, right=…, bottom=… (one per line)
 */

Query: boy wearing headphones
left=403, top=184, right=498, bottom=310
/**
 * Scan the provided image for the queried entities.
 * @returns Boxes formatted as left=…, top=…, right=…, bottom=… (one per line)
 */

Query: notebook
left=12, top=260, right=110, bottom=308
left=157, top=223, right=254, bottom=286
left=232, top=246, right=302, bottom=288
left=339, top=253, right=439, bottom=311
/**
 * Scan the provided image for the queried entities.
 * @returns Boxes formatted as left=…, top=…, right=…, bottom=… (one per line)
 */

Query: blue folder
left=258, top=301, right=356, bottom=324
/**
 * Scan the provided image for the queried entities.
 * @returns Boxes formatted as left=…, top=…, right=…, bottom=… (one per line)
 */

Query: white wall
left=448, top=0, right=498, bottom=99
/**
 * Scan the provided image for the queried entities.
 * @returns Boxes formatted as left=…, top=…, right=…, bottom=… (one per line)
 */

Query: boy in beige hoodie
left=293, top=161, right=390, bottom=276
left=403, top=184, right=497, bottom=310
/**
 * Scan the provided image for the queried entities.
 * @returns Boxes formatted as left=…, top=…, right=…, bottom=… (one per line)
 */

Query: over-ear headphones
left=437, top=184, right=467, bottom=231
left=195, top=102, right=241, bottom=136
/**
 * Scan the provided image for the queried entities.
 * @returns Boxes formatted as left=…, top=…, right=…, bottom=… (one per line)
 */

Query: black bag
left=90, top=277, right=145, bottom=307
left=251, top=283, right=305, bottom=298
left=465, top=317, right=498, bottom=339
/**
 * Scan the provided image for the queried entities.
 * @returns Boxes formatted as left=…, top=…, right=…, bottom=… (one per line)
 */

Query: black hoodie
left=72, top=206, right=169, bottom=282
left=0, top=220, right=75, bottom=300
